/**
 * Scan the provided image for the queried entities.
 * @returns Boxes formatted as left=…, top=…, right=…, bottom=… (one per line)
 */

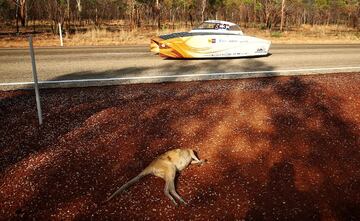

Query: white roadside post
left=29, top=35, right=43, bottom=125
left=58, top=23, right=63, bottom=47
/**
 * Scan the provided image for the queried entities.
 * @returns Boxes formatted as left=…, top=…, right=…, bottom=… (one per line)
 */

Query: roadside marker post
left=29, top=35, right=43, bottom=125
left=58, top=23, right=63, bottom=47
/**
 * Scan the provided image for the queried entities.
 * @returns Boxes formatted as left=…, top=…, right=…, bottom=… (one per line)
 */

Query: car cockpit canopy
left=191, top=20, right=243, bottom=35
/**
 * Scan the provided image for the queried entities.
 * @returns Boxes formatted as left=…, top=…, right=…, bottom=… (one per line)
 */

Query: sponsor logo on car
left=208, top=38, right=216, bottom=43
left=256, top=48, right=265, bottom=53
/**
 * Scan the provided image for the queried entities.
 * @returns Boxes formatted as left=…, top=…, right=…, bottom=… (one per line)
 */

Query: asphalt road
left=0, top=44, right=360, bottom=89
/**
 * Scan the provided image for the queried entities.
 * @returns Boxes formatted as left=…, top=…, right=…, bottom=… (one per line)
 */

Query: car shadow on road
left=164, top=53, right=272, bottom=60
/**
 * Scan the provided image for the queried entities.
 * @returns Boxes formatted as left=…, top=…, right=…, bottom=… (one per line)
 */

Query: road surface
left=0, top=44, right=360, bottom=89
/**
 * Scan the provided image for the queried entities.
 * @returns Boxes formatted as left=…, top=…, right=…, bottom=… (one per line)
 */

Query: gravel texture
left=0, top=73, right=359, bottom=220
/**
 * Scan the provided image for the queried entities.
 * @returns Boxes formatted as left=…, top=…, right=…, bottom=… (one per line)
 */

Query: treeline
left=1, top=0, right=359, bottom=33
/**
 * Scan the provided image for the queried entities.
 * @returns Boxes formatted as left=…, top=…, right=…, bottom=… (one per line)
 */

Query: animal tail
left=104, top=170, right=148, bottom=203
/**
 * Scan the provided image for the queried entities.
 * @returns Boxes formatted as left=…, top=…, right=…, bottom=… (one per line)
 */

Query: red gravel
left=1, top=73, right=360, bottom=220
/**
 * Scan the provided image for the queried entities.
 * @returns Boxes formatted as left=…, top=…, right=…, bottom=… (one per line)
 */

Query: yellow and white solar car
left=150, top=20, right=271, bottom=59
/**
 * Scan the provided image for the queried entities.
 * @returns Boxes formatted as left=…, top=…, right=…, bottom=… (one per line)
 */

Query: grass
left=245, top=24, right=360, bottom=43
left=270, top=31, right=282, bottom=38
left=0, top=21, right=359, bottom=48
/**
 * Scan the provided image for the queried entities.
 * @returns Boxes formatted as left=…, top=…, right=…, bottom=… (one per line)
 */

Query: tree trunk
left=280, top=0, right=285, bottom=31
left=19, top=0, right=27, bottom=27
left=189, top=12, right=193, bottom=27
left=66, top=0, right=70, bottom=33
left=76, top=0, right=81, bottom=13
left=155, top=0, right=161, bottom=29
left=253, top=0, right=257, bottom=25
left=201, top=0, right=206, bottom=22
left=15, top=0, right=19, bottom=33
left=95, top=8, right=98, bottom=26
left=76, top=0, right=81, bottom=26
left=129, top=0, right=134, bottom=29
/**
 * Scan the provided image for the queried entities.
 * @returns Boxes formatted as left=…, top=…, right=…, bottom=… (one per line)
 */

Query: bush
left=271, top=31, right=282, bottom=38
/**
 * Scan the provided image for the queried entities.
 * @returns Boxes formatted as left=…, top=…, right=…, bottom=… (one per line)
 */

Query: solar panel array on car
left=159, top=32, right=190, bottom=40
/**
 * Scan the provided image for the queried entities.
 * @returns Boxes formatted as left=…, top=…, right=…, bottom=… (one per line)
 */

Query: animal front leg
left=191, top=159, right=204, bottom=164
left=190, top=150, right=204, bottom=165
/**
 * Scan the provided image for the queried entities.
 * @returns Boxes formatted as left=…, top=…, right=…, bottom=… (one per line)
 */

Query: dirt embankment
left=0, top=73, right=360, bottom=220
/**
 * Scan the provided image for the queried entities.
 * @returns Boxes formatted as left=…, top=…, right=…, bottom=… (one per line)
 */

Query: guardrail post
left=58, top=23, right=64, bottom=47
left=29, top=35, right=43, bottom=125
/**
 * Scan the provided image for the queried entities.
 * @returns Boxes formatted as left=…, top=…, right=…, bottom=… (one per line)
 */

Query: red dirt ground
left=0, top=73, right=360, bottom=220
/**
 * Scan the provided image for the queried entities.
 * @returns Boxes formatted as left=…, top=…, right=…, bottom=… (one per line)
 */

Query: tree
left=155, top=0, right=161, bottom=29
left=0, top=0, right=12, bottom=20
left=200, top=0, right=207, bottom=22
left=13, top=0, right=27, bottom=27
left=2, top=0, right=358, bottom=36
left=280, top=0, right=285, bottom=31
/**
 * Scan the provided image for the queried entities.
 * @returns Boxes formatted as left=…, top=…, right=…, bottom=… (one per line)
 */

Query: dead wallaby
left=105, top=148, right=205, bottom=206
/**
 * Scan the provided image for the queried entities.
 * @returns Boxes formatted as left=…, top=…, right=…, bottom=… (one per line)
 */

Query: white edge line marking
left=1, top=66, right=360, bottom=86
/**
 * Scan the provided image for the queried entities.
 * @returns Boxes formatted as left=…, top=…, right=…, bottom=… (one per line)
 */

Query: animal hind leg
left=169, top=181, right=187, bottom=205
left=162, top=166, right=179, bottom=206
left=164, top=181, right=178, bottom=206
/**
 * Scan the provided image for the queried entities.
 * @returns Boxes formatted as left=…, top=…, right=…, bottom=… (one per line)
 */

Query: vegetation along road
left=0, top=44, right=360, bottom=90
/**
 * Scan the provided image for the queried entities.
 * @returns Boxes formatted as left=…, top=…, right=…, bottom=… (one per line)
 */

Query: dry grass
left=0, top=27, right=189, bottom=47
left=0, top=24, right=359, bottom=48
left=244, top=24, right=360, bottom=44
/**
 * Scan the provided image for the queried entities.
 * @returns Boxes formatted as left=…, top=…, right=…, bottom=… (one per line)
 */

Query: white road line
left=1, top=66, right=360, bottom=86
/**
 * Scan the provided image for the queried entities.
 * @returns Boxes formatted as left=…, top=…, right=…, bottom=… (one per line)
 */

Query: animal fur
left=105, top=148, right=205, bottom=205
